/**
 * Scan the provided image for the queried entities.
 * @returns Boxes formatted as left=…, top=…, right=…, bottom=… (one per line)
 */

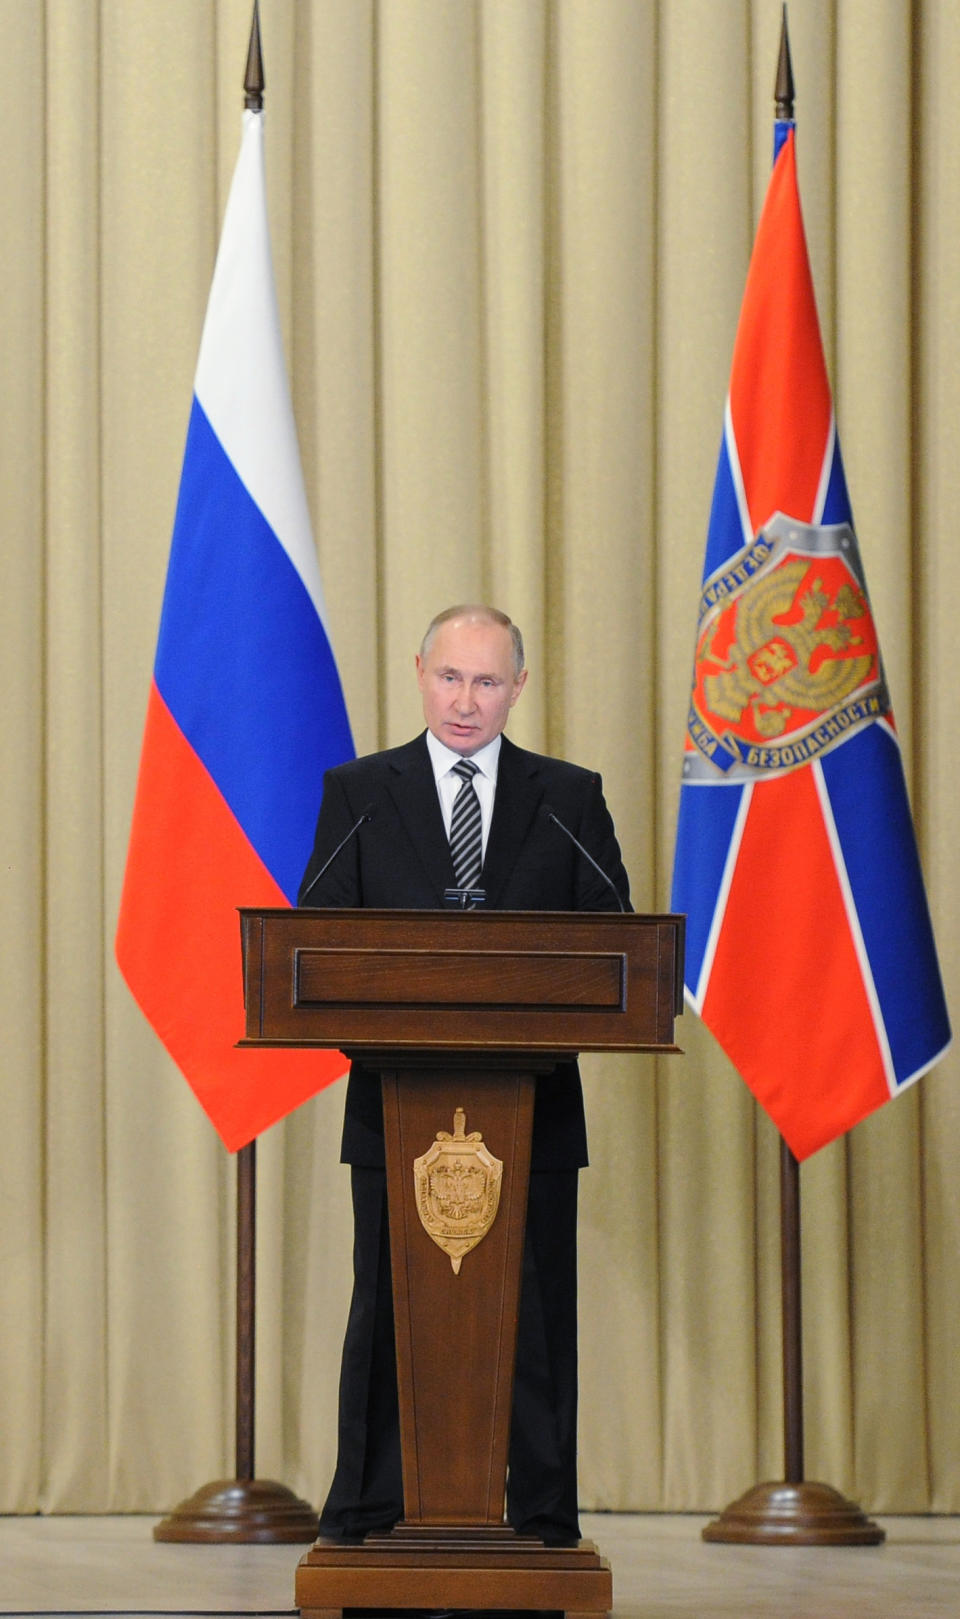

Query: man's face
left=416, top=616, right=527, bottom=756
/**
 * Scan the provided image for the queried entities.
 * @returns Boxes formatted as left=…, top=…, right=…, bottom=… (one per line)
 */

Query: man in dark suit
left=300, top=604, right=630, bottom=1547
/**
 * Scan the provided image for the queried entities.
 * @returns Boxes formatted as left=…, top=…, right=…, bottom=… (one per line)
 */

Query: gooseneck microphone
left=543, top=804, right=626, bottom=912
left=299, top=805, right=375, bottom=906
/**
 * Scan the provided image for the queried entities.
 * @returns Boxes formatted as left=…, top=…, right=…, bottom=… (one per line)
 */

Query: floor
left=0, top=1512, right=957, bottom=1619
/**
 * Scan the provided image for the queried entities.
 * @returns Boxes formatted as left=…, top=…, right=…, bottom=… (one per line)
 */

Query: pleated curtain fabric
left=4, top=0, right=960, bottom=1519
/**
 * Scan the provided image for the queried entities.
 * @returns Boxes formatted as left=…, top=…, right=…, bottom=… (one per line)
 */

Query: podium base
left=154, top=1477, right=319, bottom=1543
left=702, top=1480, right=885, bottom=1545
left=296, top=1528, right=612, bottom=1618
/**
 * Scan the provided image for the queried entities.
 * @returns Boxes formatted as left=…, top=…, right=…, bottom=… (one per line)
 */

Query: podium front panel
left=240, top=909, right=684, bottom=1056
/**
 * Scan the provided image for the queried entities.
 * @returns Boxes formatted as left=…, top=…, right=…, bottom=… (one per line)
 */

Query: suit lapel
left=385, top=733, right=456, bottom=903
left=481, top=735, right=545, bottom=908
left=385, top=732, right=546, bottom=909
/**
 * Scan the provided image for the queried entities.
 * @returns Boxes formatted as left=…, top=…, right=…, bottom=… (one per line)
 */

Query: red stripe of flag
left=729, top=131, right=832, bottom=533
left=702, top=771, right=889, bottom=1159
left=116, top=685, right=343, bottom=1149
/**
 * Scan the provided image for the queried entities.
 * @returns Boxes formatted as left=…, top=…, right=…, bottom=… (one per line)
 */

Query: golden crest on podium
left=413, top=1107, right=502, bottom=1274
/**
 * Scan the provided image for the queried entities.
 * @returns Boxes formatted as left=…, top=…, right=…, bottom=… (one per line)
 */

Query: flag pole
left=154, top=1142, right=316, bottom=1544
left=702, top=15, right=883, bottom=1543
left=703, top=1135, right=883, bottom=1544
left=779, top=1139, right=804, bottom=1485
left=153, top=5, right=317, bottom=1543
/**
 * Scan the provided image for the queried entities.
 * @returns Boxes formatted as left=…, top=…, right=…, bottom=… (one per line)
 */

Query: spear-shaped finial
left=774, top=4, right=795, bottom=121
left=244, top=0, right=264, bottom=111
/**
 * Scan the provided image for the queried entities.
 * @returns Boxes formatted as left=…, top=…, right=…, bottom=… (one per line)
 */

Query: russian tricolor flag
left=116, top=108, right=353, bottom=1150
left=671, top=122, right=950, bottom=1160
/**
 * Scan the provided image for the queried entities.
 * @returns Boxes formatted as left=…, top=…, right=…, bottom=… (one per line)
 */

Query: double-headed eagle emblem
left=413, top=1108, right=502, bottom=1274
left=684, top=513, right=890, bottom=780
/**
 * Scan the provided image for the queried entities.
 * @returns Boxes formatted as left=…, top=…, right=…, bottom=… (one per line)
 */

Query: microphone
left=299, top=805, right=375, bottom=906
left=543, top=804, right=626, bottom=912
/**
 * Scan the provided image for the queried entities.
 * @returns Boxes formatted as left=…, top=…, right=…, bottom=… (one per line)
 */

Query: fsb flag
left=671, top=120, right=950, bottom=1160
left=116, top=107, right=354, bottom=1150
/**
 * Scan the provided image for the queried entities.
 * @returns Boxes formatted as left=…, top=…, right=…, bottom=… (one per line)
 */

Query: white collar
left=425, top=729, right=502, bottom=783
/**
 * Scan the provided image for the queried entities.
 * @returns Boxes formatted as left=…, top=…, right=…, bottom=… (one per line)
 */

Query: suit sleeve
left=298, top=768, right=364, bottom=907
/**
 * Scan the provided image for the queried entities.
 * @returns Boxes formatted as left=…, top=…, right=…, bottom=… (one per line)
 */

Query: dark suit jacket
left=298, top=731, right=630, bottom=1170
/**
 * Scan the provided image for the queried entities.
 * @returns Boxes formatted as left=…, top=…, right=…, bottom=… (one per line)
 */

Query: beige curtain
left=2, top=0, right=957, bottom=1515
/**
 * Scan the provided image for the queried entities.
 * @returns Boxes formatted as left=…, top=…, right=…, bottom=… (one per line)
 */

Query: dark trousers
left=319, top=1165, right=581, bottom=1544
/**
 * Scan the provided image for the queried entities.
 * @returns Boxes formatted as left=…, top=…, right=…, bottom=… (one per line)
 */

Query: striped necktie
left=449, top=759, right=483, bottom=889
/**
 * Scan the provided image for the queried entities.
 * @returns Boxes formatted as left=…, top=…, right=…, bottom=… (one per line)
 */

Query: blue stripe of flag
left=671, top=779, right=745, bottom=993
left=819, top=438, right=853, bottom=526
left=674, top=432, right=749, bottom=991
left=154, top=399, right=354, bottom=903
left=821, top=727, right=950, bottom=1085
left=702, top=437, right=747, bottom=580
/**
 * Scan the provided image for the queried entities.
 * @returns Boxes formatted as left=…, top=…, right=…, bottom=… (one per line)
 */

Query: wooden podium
left=240, top=907, right=684, bottom=1619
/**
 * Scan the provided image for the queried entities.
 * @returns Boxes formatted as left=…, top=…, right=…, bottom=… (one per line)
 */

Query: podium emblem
left=413, top=1108, right=502, bottom=1274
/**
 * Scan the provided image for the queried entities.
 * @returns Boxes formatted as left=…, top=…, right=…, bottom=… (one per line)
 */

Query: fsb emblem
left=684, top=512, right=891, bottom=780
left=413, top=1108, right=503, bottom=1275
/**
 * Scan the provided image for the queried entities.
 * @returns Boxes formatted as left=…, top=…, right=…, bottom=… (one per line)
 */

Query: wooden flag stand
left=240, top=905, right=684, bottom=1618
left=702, top=1138, right=883, bottom=1546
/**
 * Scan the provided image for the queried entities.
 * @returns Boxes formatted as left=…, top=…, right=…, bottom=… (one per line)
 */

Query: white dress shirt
left=425, top=729, right=502, bottom=863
